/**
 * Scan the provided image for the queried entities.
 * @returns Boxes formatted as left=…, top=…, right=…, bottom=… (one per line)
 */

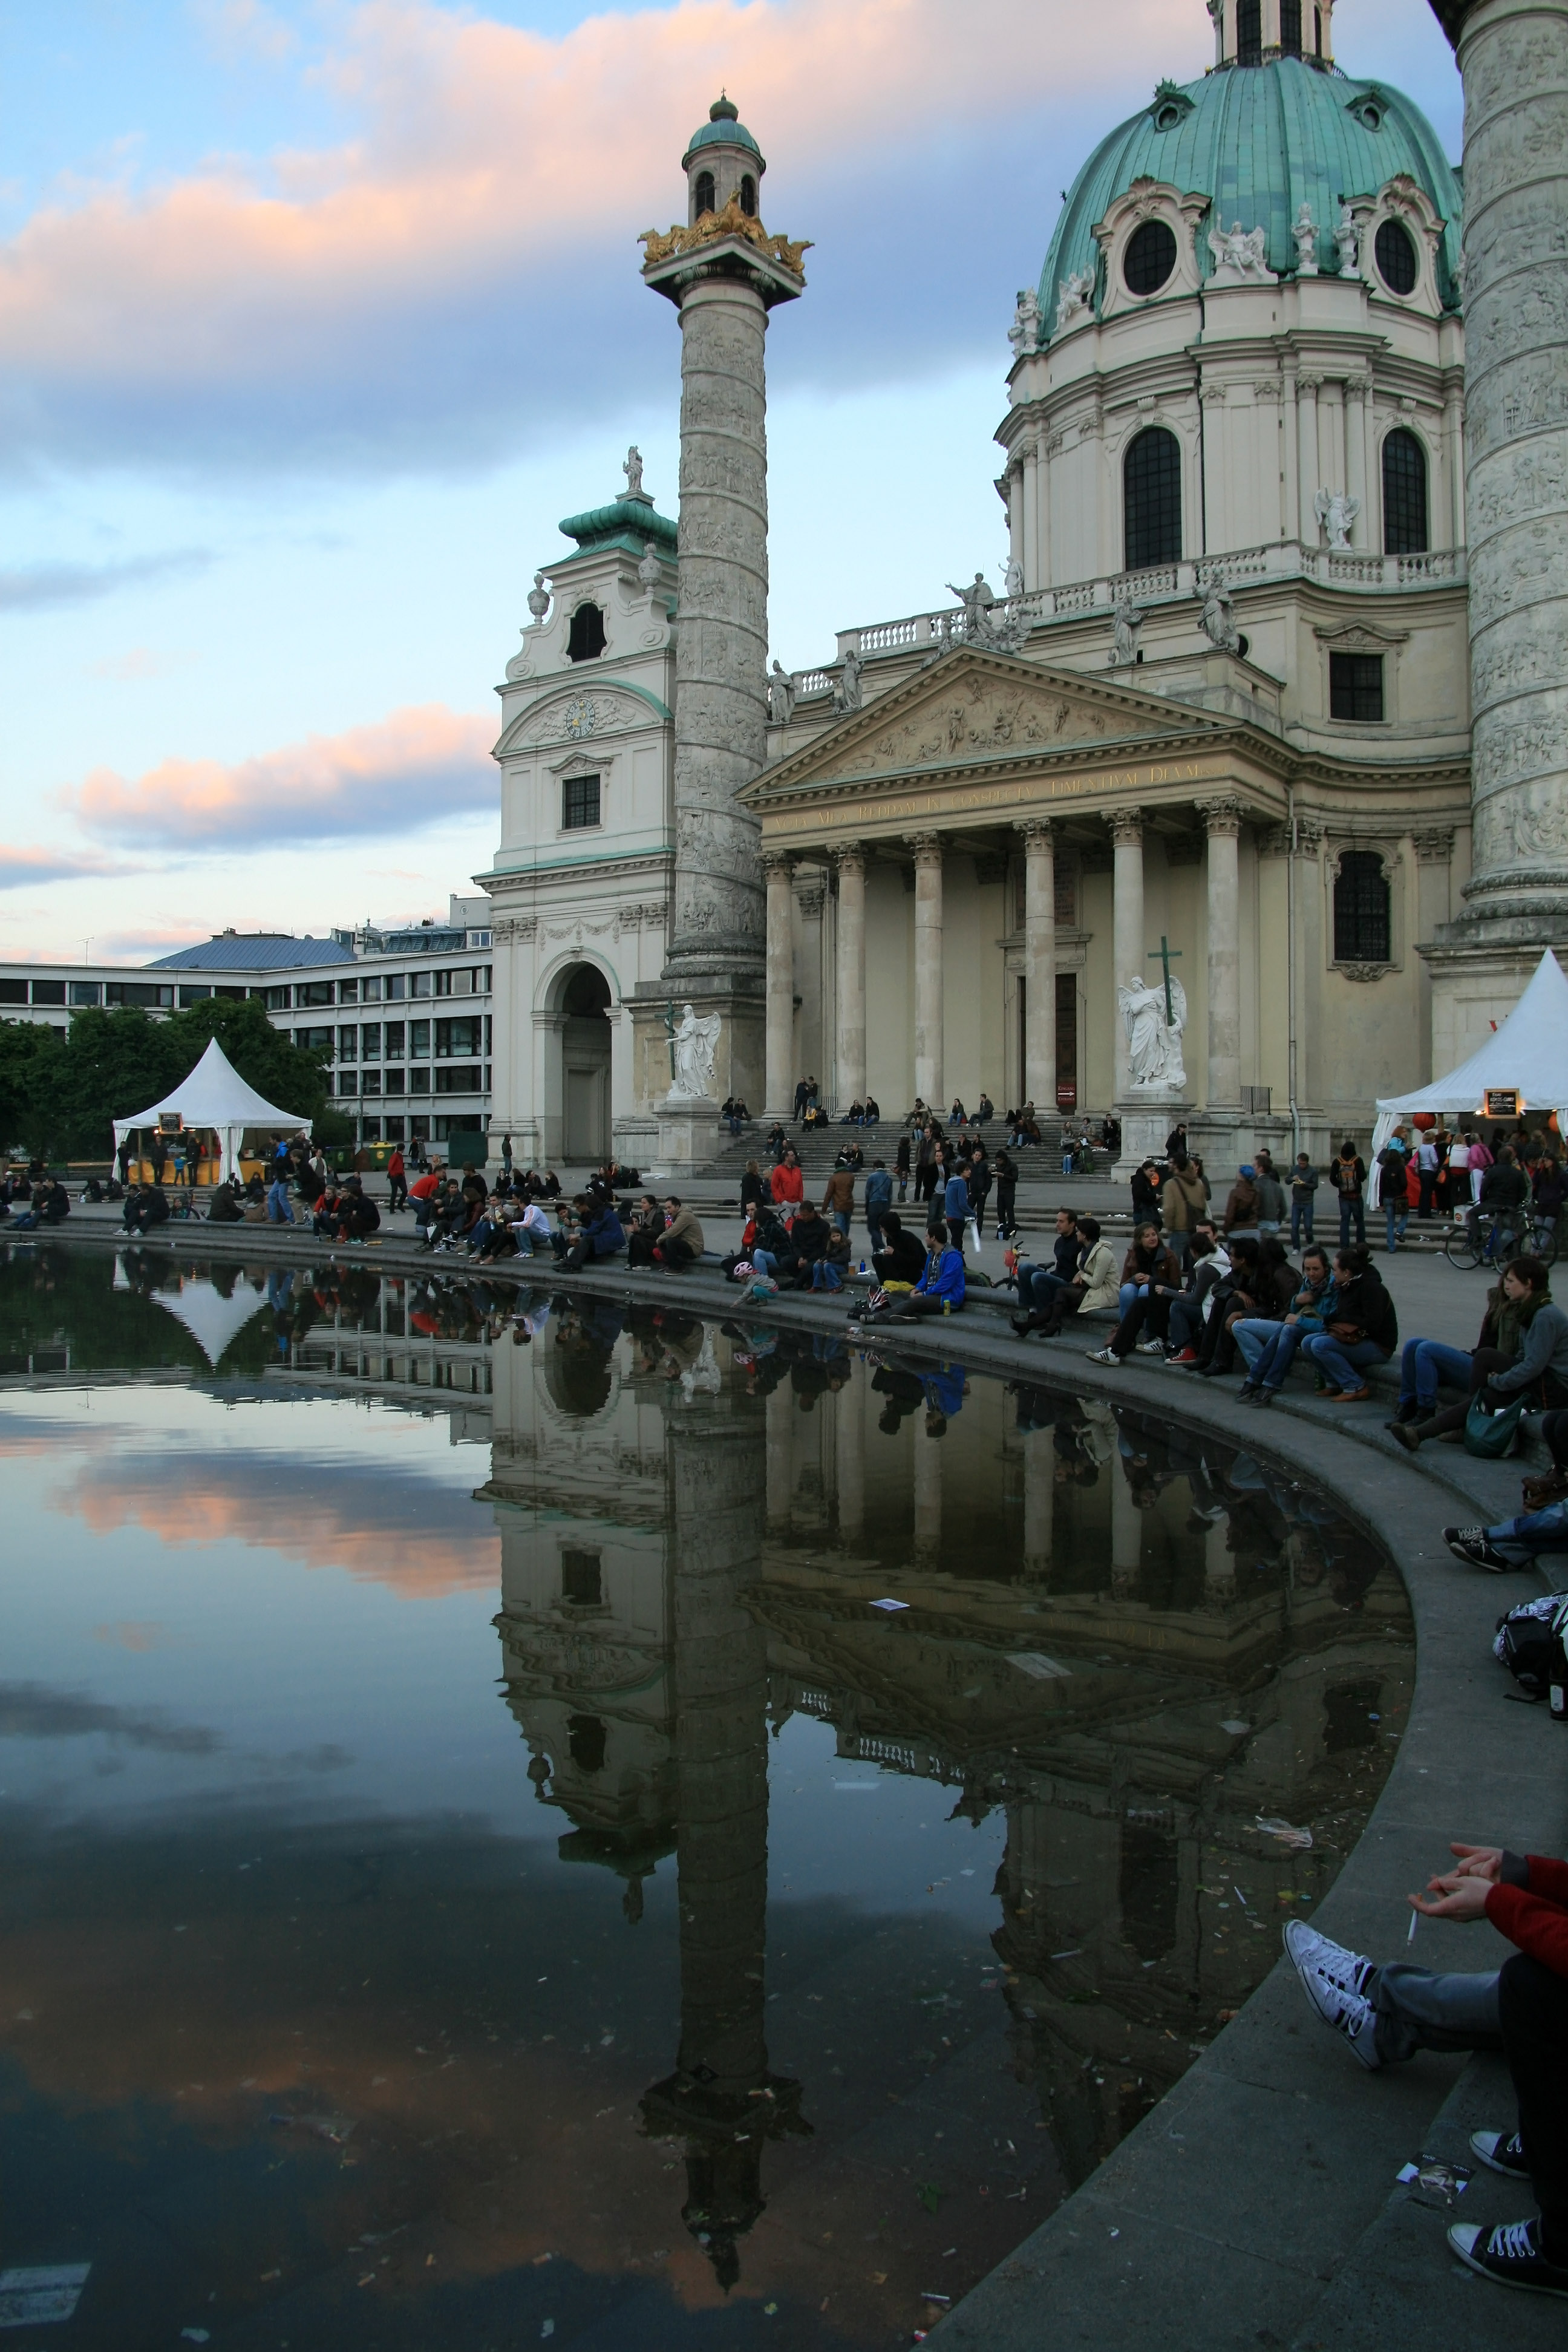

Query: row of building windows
left=332, top=1066, right=489, bottom=1097
left=1236, top=0, right=1325, bottom=64
left=263, top=967, right=491, bottom=1011
left=1123, top=424, right=1431, bottom=572
left=305, top=1018, right=490, bottom=1060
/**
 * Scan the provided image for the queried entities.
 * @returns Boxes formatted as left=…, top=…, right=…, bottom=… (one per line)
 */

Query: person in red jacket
left=1285, top=1841, right=1568, bottom=2298
left=769, top=1148, right=804, bottom=1207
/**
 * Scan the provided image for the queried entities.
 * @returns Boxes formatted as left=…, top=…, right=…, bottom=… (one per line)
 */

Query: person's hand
left=1446, top=1844, right=1505, bottom=1881
left=1284, top=1312, right=1299, bottom=1325
left=1410, top=1873, right=1492, bottom=1922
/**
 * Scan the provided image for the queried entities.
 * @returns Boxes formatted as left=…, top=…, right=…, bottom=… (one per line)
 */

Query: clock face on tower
left=561, top=697, right=597, bottom=740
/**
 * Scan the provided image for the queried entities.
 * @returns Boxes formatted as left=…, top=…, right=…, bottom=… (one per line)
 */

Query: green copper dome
left=683, top=95, right=763, bottom=166
left=1040, top=57, right=1462, bottom=332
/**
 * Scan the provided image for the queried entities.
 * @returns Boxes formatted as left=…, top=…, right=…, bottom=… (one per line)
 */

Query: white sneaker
left=1085, top=1345, right=1122, bottom=1367
left=1283, top=1919, right=1381, bottom=2068
left=1135, top=1339, right=1165, bottom=1356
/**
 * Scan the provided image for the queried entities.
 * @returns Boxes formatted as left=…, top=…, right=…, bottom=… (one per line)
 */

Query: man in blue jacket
left=940, top=1165, right=972, bottom=1255
left=854, top=1220, right=966, bottom=1324
left=864, top=1159, right=893, bottom=1257
left=552, top=1196, right=625, bottom=1273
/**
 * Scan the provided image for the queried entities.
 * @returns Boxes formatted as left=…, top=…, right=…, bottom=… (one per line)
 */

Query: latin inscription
left=759, top=759, right=1227, bottom=837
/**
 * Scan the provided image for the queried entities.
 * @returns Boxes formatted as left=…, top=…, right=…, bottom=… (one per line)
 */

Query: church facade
left=481, top=0, right=1490, bottom=1170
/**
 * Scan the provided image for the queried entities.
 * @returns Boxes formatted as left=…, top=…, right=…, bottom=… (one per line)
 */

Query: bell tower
left=1209, top=0, right=1334, bottom=62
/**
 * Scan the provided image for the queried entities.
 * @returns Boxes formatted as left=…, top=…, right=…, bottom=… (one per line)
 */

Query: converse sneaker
left=1471, top=2129, right=1531, bottom=2181
left=1448, top=2216, right=1568, bottom=2298
left=1282, top=1919, right=1381, bottom=2068
left=1085, top=1346, right=1122, bottom=1367
left=1443, top=1526, right=1516, bottom=1572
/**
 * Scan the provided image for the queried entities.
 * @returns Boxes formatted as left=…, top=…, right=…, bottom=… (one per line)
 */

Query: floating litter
left=0, top=2267, right=93, bottom=2329
left=869, top=1598, right=910, bottom=1612
left=1010, top=1653, right=1071, bottom=1680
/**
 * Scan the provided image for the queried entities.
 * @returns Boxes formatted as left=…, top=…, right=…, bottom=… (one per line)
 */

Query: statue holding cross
left=1117, top=939, right=1187, bottom=1091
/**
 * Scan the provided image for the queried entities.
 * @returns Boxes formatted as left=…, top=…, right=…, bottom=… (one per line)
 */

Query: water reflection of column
left=837, top=1373, right=865, bottom=1547
left=642, top=1396, right=803, bottom=2289
left=765, top=1384, right=792, bottom=1535
left=1111, top=1457, right=1141, bottom=1599
left=913, top=1422, right=943, bottom=1567
left=1023, top=1435, right=1053, bottom=1582
left=1204, top=1517, right=1236, bottom=1603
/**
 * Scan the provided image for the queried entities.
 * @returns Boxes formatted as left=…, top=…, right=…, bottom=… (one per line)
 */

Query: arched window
left=1237, top=0, right=1263, bottom=65
left=1315, top=5, right=1323, bottom=53
left=566, top=601, right=606, bottom=662
left=739, top=173, right=756, bottom=217
left=1382, top=428, right=1429, bottom=555
left=1374, top=218, right=1418, bottom=295
left=693, top=169, right=715, bottom=218
left=1281, top=0, right=1302, bottom=53
left=1334, top=852, right=1391, bottom=964
left=1123, top=428, right=1183, bottom=569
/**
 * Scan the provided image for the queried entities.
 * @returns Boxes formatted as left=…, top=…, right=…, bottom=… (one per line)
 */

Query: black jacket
left=1332, top=1269, right=1399, bottom=1355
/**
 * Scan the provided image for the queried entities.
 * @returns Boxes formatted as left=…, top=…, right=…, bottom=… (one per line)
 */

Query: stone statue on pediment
left=623, top=445, right=645, bottom=498
left=1313, top=489, right=1361, bottom=551
left=768, top=660, right=795, bottom=725
left=1196, top=575, right=1241, bottom=652
left=833, top=647, right=863, bottom=713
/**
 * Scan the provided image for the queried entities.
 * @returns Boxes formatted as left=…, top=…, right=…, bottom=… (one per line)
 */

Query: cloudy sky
left=0, top=0, right=1460, bottom=964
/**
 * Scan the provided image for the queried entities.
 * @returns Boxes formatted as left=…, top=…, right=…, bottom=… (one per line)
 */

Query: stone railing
left=783, top=540, right=1468, bottom=697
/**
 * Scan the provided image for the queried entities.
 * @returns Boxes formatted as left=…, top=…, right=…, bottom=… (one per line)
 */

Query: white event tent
left=113, top=1037, right=311, bottom=1183
left=1369, top=949, right=1568, bottom=1169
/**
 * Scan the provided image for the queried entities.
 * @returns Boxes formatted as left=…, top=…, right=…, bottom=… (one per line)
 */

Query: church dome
left=1039, top=57, right=1462, bottom=333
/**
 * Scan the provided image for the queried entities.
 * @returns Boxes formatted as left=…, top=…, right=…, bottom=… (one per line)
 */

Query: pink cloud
left=0, top=0, right=1214, bottom=475
left=66, top=702, right=494, bottom=848
left=0, top=844, right=134, bottom=890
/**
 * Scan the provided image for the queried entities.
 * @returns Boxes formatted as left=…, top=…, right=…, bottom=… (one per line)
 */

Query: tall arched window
left=739, top=174, right=756, bottom=217
left=1333, top=852, right=1391, bottom=964
left=1281, top=0, right=1303, bottom=54
left=1237, top=0, right=1263, bottom=65
left=1382, top=428, right=1429, bottom=555
left=1123, top=428, right=1183, bottom=569
left=567, top=601, right=607, bottom=662
left=1315, top=4, right=1324, bottom=54
left=693, top=169, right=715, bottom=218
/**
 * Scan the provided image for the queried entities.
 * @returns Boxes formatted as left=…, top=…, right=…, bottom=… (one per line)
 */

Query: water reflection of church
left=480, top=1305, right=1411, bottom=2277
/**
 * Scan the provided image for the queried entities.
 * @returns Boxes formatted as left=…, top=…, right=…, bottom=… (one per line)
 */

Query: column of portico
left=1017, top=820, right=1056, bottom=1111
left=763, top=854, right=794, bottom=1119
left=910, top=834, right=944, bottom=1109
left=1110, top=809, right=1145, bottom=1103
left=834, top=843, right=867, bottom=1109
left=1198, top=798, right=1244, bottom=1110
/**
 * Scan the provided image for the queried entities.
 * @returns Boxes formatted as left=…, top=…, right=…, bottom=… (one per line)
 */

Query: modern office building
left=0, top=894, right=494, bottom=1148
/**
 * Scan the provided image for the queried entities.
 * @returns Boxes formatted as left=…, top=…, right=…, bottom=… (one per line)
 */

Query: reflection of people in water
left=921, top=1359, right=967, bottom=1434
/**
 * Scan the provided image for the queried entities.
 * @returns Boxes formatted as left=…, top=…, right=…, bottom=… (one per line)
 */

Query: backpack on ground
left=1494, top=1592, right=1568, bottom=1700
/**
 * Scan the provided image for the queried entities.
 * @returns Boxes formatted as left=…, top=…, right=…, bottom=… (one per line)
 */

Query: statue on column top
left=623, top=445, right=646, bottom=498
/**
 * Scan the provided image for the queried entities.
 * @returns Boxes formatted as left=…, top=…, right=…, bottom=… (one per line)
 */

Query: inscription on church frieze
left=759, top=756, right=1230, bottom=837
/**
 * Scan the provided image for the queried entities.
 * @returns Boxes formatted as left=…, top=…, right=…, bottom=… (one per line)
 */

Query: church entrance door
left=559, top=963, right=612, bottom=1162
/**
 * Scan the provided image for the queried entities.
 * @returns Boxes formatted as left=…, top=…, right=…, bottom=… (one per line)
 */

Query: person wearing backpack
left=1284, top=1840, right=1568, bottom=2301
left=1331, top=1139, right=1367, bottom=1247
left=1377, top=1129, right=1412, bottom=1253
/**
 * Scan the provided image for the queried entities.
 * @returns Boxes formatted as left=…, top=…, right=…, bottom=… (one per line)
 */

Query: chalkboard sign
left=1485, top=1088, right=1520, bottom=1119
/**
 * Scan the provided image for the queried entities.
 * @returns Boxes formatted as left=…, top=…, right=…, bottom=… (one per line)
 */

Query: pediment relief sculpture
left=503, top=687, right=665, bottom=754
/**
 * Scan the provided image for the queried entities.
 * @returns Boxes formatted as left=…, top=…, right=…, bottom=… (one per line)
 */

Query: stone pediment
left=497, top=681, right=671, bottom=758
left=746, top=650, right=1230, bottom=802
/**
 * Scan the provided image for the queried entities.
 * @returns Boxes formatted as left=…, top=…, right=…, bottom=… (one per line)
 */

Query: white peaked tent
left=1369, top=950, right=1568, bottom=1168
left=113, top=1037, right=311, bottom=1183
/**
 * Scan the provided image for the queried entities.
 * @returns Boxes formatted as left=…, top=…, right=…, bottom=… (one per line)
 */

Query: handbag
left=1465, top=1390, right=1529, bottom=1459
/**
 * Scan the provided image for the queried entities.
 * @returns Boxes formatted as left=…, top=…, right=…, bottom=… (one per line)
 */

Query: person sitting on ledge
left=1233, top=1243, right=1336, bottom=1405
left=1285, top=1841, right=1568, bottom=2301
left=550, top=1194, right=624, bottom=1273
left=121, top=1181, right=169, bottom=1236
left=1296, top=1244, right=1397, bottom=1402
left=1390, top=1256, right=1568, bottom=1453
left=869, top=1207, right=927, bottom=1290
left=1013, top=1217, right=1118, bottom=1339
left=1441, top=1495, right=1568, bottom=1572
left=853, top=1216, right=965, bottom=1323
left=1084, top=1221, right=1184, bottom=1367
left=652, top=1195, right=704, bottom=1273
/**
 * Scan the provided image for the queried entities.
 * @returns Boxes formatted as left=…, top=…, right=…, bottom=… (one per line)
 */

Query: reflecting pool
left=0, top=1244, right=1413, bottom=2348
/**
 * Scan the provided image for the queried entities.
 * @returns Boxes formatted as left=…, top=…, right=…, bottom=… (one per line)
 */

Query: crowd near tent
left=112, top=1037, right=310, bottom=1184
left=1370, top=949, right=1568, bottom=1168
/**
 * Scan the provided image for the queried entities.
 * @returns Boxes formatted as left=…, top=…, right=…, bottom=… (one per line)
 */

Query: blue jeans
left=1399, top=1338, right=1472, bottom=1411
left=751, top=1247, right=779, bottom=1279
left=266, top=1184, right=294, bottom=1224
left=866, top=1214, right=885, bottom=1256
left=832, top=1209, right=851, bottom=1236
left=1301, top=1332, right=1384, bottom=1392
left=1232, top=1316, right=1282, bottom=1374
left=1249, top=1319, right=1317, bottom=1390
left=1385, top=1198, right=1409, bottom=1251
left=1338, top=1192, right=1365, bottom=1246
left=1119, top=1281, right=1142, bottom=1316
left=1290, top=1201, right=1315, bottom=1249
left=1016, top=1260, right=1067, bottom=1312
left=1484, top=1502, right=1568, bottom=1559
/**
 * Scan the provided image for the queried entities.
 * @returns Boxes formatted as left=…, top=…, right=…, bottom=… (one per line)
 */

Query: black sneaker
left=1448, top=2216, right=1568, bottom=2298
left=1443, top=1526, right=1516, bottom=1572
left=1471, top=2129, right=1531, bottom=2180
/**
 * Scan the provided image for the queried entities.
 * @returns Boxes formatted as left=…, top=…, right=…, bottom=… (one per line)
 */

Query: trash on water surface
left=1010, top=1653, right=1071, bottom=1680
left=269, top=2112, right=356, bottom=2144
left=1255, top=1816, right=1314, bottom=1851
left=0, top=2266, right=93, bottom=2329
left=870, top=1599, right=910, bottom=1613
left=1220, top=1720, right=1251, bottom=1736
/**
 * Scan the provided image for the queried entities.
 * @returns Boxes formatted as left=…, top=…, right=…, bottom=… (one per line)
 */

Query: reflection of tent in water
left=118, top=1264, right=269, bottom=1368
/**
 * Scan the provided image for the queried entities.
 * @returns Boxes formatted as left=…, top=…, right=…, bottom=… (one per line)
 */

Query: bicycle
left=1443, top=1210, right=1560, bottom=1270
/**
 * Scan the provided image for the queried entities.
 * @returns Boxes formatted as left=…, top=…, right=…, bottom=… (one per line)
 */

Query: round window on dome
left=1125, top=219, right=1178, bottom=298
left=1374, top=218, right=1419, bottom=296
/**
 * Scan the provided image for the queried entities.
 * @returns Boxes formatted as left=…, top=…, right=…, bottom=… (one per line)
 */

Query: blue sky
left=0, top=0, right=1461, bottom=962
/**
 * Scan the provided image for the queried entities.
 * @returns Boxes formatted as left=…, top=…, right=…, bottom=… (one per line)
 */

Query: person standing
left=1331, top=1140, right=1367, bottom=1248
left=1253, top=1151, right=1286, bottom=1238
left=387, top=1145, right=408, bottom=1211
left=822, top=1161, right=856, bottom=1240
left=864, top=1159, right=892, bottom=1258
left=895, top=1129, right=911, bottom=1203
left=1160, top=1151, right=1207, bottom=1268
left=1377, top=1128, right=1412, bottom=1253
left=915, top=1123, right=938, bottom=1205
left=1290, top=1153, right=1319, bottom=1250
left=1469, top=1128, right=1495, bottom=1204
left=794, top=1075, right=811, bottom=1126
left=941, top=1160, right=971, bottom=1256
left=993, top=1146, right=1019, bottom=1240
left=1416, top=1127, right=1440, bottom=1219
left=967, top=1142, right=991, bottom=1243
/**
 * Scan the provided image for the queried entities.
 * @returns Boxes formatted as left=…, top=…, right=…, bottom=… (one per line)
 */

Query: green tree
left=53, top=998, right=339, bottom=1158
left=0, top=1019, right=68, bottom=1159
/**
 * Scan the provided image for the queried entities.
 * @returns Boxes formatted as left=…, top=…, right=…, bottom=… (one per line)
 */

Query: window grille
left=1123, top=428, right=1182, bottom=569
left=1382, top=428, right=1428, bottom=554
left=1281, top=0, right=1302, bottom=53
left=1330, top=652, right=1385, bottom=722
left=563, top=773, right=601, bottom=830
left=1124, top=219, right=1177, bottom=296
left=1237, top=0, right=1262, bottom=64
left=1333, top=852, right=1391, bottom=962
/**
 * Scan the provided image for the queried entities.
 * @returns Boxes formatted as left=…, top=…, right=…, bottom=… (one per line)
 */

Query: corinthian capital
left=1015, top=818, right=1056, bottom=852
left=1109, top=807, right=1144, bottom=848
left=835, top=840, right=867, bottom=879
left=1196, top=794, right=1246, bottom=837
left=907, top=831, right=944, bottom=866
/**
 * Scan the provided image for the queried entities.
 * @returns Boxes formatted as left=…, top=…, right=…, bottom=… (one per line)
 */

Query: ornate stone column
left=1110, top=809, right=1145, bottom=1102
left=1022, top=1429, right=1054, bottom=1583
left=1017, top=820, right=1057, bottom=1111
left=834, top=843, right=867, bottom=1109
left=910, top=834, right=945, bottom=1109
left=1198, top=798, right=1244, bottom=1111
left=1413, top=826, right=1457, bottom=1081
left=762, top=854, right=794, bottom=1119
left=1436, top=0, right=1568, bottom=940
left=793, top=867, right=826, bottom=1093
left=913, top=1418, right=943, bottom=1568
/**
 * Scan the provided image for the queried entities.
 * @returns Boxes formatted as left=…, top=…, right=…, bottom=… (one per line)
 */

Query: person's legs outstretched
left=1284, top=1918, right=1501, bottom=2070
left=1449, top=1952, right=1568, bottom=2295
